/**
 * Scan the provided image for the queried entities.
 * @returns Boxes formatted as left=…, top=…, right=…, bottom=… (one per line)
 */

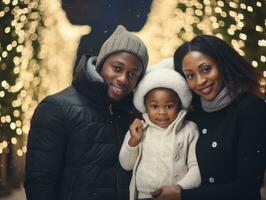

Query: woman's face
left=100, top=52, right=143, bottom=101
left=181, top=51, right=224, bottom=101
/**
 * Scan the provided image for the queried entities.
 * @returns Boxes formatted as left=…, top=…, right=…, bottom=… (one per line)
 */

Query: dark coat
left=24, top=55, right=136, bottom=200
left=182, top=93, right=266, bottom=200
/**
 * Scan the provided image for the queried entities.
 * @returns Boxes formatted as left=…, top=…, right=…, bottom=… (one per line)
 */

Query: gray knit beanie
left=96, top=25, right=149, bottom=72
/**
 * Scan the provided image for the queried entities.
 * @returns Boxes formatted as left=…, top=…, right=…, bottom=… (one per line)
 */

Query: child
left=119, top=58, right=201, bottom=200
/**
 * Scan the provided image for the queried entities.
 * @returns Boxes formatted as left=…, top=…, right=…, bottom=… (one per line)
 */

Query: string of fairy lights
left=0, top=0, right=88, bottom=163
left=0, top=0, right=42, bottom=158
left=0, top=0, right=265, bottom=159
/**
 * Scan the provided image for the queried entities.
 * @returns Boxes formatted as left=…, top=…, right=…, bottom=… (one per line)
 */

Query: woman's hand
left=128, top=118, right=143, bottom=147
left=151, top=185, right=182, bottom=200
left=261, top=169, right=266, bottom=200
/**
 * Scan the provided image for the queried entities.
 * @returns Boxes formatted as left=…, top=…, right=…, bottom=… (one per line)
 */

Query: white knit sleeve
left=119, top=130, right=139, bottom=171
left=177, top=122, right=201, bottom=189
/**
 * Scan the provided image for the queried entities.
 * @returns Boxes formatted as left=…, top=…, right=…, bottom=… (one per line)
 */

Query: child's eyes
left=166, top=105, right=174, bottom=109
left=185, top=73, right=194, bottom=80
left=150, top=104, right=158, bottom=109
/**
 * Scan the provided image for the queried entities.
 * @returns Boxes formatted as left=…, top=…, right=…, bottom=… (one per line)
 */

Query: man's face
left=100, top=52, right=143, bottom=101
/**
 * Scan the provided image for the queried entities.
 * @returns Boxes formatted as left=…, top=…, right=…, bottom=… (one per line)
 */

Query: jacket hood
left=72, top=55, right=108, bottom=106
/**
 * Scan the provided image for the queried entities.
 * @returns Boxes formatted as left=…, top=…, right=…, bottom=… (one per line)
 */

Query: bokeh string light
left=0, top=0, right=40, bottom=159
left=0, top=0, right=89, bottom=188
left=0, top=0, right=265, bottom=190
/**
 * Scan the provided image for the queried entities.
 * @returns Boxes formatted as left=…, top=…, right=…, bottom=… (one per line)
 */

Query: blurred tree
left=0, top=0, right=43, bottom=195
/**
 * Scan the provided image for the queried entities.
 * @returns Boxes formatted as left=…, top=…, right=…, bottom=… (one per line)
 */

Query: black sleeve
left=24, top=96, right=66, bottom=200
left=181, top=98, right=266, bottom=200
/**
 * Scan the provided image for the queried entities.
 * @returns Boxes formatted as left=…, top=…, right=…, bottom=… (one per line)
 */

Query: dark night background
left=61, top=0, right=153, bottom=66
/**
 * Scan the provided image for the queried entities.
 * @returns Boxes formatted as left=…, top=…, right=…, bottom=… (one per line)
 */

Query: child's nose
left=158, top=108, right=167, bottom=115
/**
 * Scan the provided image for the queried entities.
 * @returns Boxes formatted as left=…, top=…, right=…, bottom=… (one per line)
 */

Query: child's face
left=145, top=88, right=181, bottom=128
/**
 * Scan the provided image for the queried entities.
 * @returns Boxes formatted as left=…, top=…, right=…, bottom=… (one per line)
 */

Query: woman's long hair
left=174, top=35, right=261, bottom=100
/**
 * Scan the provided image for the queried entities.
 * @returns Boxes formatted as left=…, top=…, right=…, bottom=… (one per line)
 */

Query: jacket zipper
left=67, top=175, right=76, bottom=200
left=109, top=104, right=113, bottom=116
left=109, top=104, right=120, bottom=200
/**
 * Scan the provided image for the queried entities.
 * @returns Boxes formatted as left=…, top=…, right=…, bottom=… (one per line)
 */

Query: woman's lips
left=199, top=84, right=213, bottom=96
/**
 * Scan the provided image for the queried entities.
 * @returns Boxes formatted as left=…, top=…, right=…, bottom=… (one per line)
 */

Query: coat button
left=202, top=128, right=207, bottom=134
left=209, top=177, right=215, bottom=183
left=211, top=141, right=217, bottom=148
left=175, top=154, right=180, bottom=161
left=177, top=142, right=183, bottom=148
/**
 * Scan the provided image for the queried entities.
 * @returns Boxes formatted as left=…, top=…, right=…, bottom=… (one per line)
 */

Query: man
left=24, top=25, right=148, bottom=200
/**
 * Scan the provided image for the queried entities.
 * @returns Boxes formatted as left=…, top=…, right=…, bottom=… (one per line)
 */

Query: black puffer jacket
left=24, top=55, right=136, bottom=200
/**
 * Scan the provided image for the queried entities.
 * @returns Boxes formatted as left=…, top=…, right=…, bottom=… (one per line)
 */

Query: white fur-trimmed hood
left=133, top=58, right=192, bottom=113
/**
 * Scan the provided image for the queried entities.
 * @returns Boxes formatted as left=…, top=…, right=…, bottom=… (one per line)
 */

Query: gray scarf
left=201, top=87, right=233, bottom=112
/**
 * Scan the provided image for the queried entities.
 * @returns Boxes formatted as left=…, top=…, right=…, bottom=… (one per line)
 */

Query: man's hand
left=151, top=185, right=182, bottom=200
left=128, top=118, right=143, bottom=147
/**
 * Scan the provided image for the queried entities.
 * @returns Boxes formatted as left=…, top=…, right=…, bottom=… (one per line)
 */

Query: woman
left=151, top=35, right=266, bottom=200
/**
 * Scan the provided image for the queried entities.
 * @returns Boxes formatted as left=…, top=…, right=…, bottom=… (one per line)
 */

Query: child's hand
left=128, top=118, right=143, bottom=147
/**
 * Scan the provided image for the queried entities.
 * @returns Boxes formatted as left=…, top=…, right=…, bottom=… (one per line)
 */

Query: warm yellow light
left=229, top=10, right=237, bottom=17
left=255, top=25, right=263, bottom=32
left=2, top=51, right=8, bottom=58
left=12, top=0, right=18, bottom=6
left=2, top=141, right=8, bottom=148
left=6, top=115, right=11, bottom=123
left=214, top=7, right=222, bottom=13
left=17, top=149, right=23, bottom=156
left=258, top=40, right=266, bottom=47
left=5, top=27, right=11, bottom=33
left=217, top=1, right=224, bottom=7
left=1, top=80, right=9, bottom=89
left=256, top=1, right=262, bottom=7
left=22, top=146, right=27, bottom=153
left=1, top=116, right=6, bottom=123
left=252, top=61, right=258, bottom=68
left=13, top=110, right=20, bottom=117
left=16, top=128, right=22, bottom=135
left=229, top=2, right=237, bottom=9
left=240, top=3, right=246, bottom=9
left=10, top=122, right=16, bottom=130
left=11, top=137, right=18, bottom=145
left=239, top=33, right=247, bottom=40
left=247, top=6, right=253, bottom=12
left=0, top=91, right=5, bottom=98
left=261, top=56, right=266, bottom=62
left=0, top=11, right=5, bottom=17
left=3, top=0, right=11, bottom=4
